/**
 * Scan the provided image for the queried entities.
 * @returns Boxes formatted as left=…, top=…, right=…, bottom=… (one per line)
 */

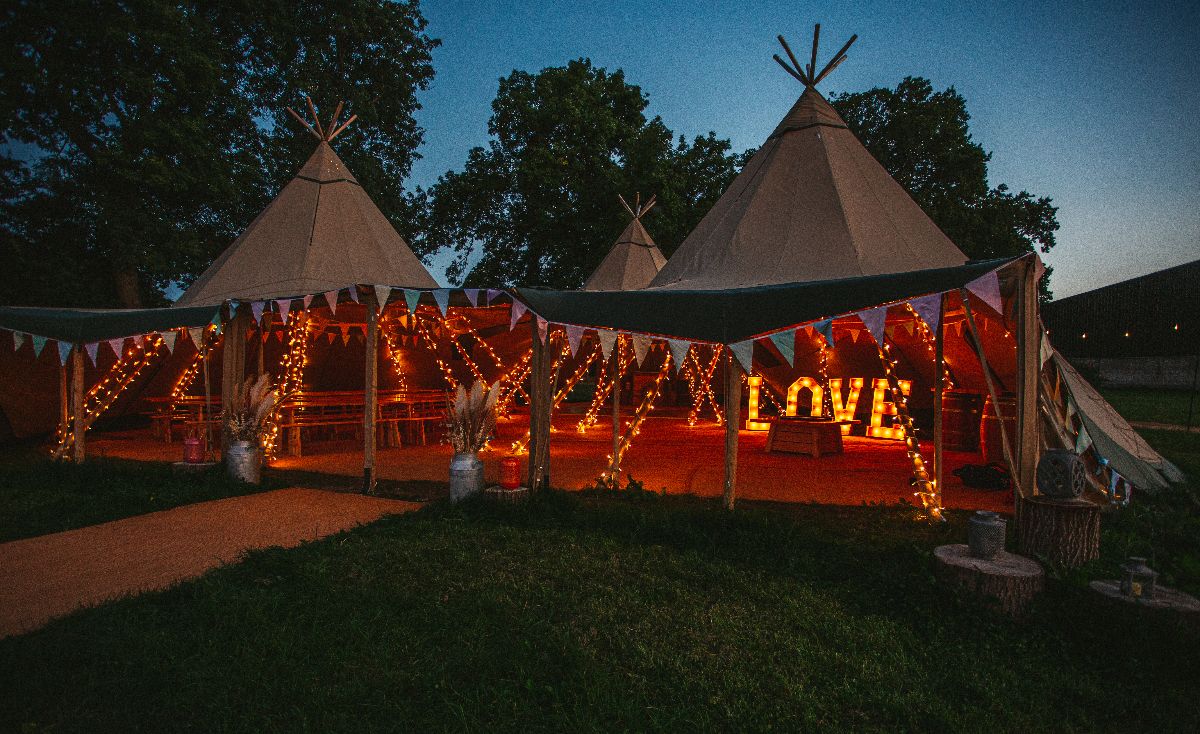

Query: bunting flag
left=1040, top=332, right=1053, bottom=367
left=302, top=294, right=314, bottom=311
left=463, top=289, right=480, bottom=307
left=13, top=331, right=26, bottom=351
left=565, top=324, right=584, bottom=356
left=57, top=340, right=72, bottom=365
left=31, top=335, right=47, bottom=358
left=908, top=293, right=943, bottom=334
left=161, top=330, right=178, bottom=353
left=630, top=334, right=651, bottom=366
left=108, top=338, right=125, bottom=357
left=1109, top=469, right=1121, bottom=494
left=486, top=289, right=503, bottom=305
left=404, top=289, right=421, bottom=316
left=432, top=289, right=450, bottom=317
left=262, top=327, right=271, bottom=343
left=341, top=326, right=351, bottom=346
left=373, top=285, right=391, bottom=313
left=509, top=300, right=527, bottom=330
left=327, top=332, right=336, bottom=345
left=277, top=299, right=292, bottom=323
left=902, top=322, right=914, bottom=336
left=857, top=306, right=888, bottom=347
left=1075, top=424, right=1092, bottom=454
left=251, top=301, right=265, bottom=324
left=188, top=327, right=205, bottom=348
left=965, top=270, right=1003, bottom=314
left=729, top=340, right=754, bottom=374
left=85, top=342, right=99, bottom=366
left=768, top=329, right=795, bottom=367
left=667, top=338, right=691, bottom=371
left=133, top=334, right=144, bottom=349
left=323, top=290, right=340, bottom=315
left=536, top=316, right=548, bottom=345
left=597, top=329, right=618, bottom=360
left=813, top=319, right=834, bottom=348
left=347, top=286, right=360, bottom=304
left=274, top=330, right=284, bottom=343
left=848, top=329, right=860, bottom=343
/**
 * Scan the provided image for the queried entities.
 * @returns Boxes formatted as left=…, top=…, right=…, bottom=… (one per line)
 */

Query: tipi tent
left=177, top=106, right=437, bottom=306
left=651, top=29, right=966, bottom=290
left=584, top=194, right=667, bottom=291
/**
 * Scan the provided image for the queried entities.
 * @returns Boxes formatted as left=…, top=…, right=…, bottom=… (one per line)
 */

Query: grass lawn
left=2, top=485, right=1199, bottom=732
left=1098, top=387, right=1199, bottom=426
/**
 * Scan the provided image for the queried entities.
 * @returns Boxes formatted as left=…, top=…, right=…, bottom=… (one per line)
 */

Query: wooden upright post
left=220, top=308, right=249, bottom=449
left=933, top=296, right=945, bottom=504
left=201, top=333, right=214, bottom=460
left=58, top=360, right=69, bottom=445
left=723, top=351, right=742, bottom=510
left=1014, top=258, right=1041, bottom=501
left=71, top=346, right=86, bottom=463
left=527, top=318, right=544, bottom=491
left=363, top=288, right=379, bottom=494
left=610, top=338, right=621, bottom=484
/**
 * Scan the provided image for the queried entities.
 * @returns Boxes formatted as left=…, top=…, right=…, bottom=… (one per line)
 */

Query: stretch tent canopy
left=517, top=257, right=1015, bottom=343
left=0, top=305, right=221, bottom=344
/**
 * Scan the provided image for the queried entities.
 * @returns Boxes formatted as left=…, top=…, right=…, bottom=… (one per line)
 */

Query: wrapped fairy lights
left=685, top=346, right=725, bottom=426
left=876, top=340, right=942, bottom=520
left=599, top=348, right=673, bottom=482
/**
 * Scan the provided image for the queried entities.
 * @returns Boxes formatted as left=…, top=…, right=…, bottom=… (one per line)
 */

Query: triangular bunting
left=277, top=299, right=292, bottom=323
left=729, top=340, right=754, bottom=374
left=1040, top=332, right=1053, bottom=367
left=1075, top=424, right=1091, bottom=454
left=13, top=331, right=26, bottom=351
left=509, top=300, right=527, bottom=330
left=667, top=339, right=691, bottom=371
left=161, top=330, right=178, bottom=353
left=432, top=289, right=450, bottom=317
left=486, top=289, right=503, bottom=305
left=108, top=338, right=124, bottom=357
left=133, top=334, right=145, bottom=349
left=251, top=301, right=265, bottom=324
left=902, top=321, right=914, bottom=336
left=908, top=293, right=943, bottom=335
left=302, top=294, right=314, bottom=311
left=327, top=332, right=335, bottom=345
left=564, top=324, right=584, bottom=356
left=857, top=307, right=888, bottom=347
left=965, top=270, right=1003, bottom=314
left=848, top=329, right=860, bottom=344
left=597, top=329, right=618, bottom=361
left=274, top=330, right=284, bottom=343
left=340, top=325, right=351, bottom=346
left=85, top=342, right=99, bottom=366
left=188, top=327, right=205, bottom=348
left=631, top=334, right=651, bottom=366
left=323, top=290, right=339, bottom=315
left=31, top=335, right=47, bottom=358
left=57, top=340, right=72, bottom=365
left=404, top=289, right=421, bottom=316
left=347, top=286, right=360, bottom=304
left=373, top=285, right=391, bottom=313
left=536, top=316, right=548, bottom=345
left=768, top=329, right=795, bottom=367
left=463, top=289, right=480, bottom=307
left=813, top=319, right=834, bottom=348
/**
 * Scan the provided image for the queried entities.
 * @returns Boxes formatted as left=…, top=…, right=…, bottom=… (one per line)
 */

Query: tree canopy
left=0, top=0, right=437, bottom=307
left=413, top=59, right=749, bottom=289
left=831, top=77, right=1059, bottom=297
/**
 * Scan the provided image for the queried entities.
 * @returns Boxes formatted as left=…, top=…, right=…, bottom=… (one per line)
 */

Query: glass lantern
left=1120, top=557, right=1158, bottom=600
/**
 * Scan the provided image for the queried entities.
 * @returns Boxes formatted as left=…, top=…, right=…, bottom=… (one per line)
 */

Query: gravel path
left=0, top=488, right=419, bottom=638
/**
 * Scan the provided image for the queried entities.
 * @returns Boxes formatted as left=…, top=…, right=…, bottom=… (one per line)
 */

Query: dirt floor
left=86, top=412, right=1012, bottom=512
left=0, top=488, right=418, bottom=638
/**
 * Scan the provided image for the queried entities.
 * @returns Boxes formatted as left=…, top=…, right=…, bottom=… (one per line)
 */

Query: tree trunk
left=1016, top=496, right=1101, bottom=568
left=114, top=267, right=142, bottom=308
left=934, top=544, right=1045, bottom=617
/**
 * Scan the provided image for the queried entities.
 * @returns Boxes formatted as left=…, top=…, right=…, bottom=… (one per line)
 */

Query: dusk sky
left=407, top=0, right=1198, bottom=298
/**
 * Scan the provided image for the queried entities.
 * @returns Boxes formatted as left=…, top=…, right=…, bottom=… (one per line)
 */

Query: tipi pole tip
left=618, top=194, right=636, bottom=218
left=327, top=113, right=357, bottom=142
left=809, top=24, right=821, bottom=80
left=305, top=96, right=325, bottom=138
left=327, top=100, right=345, bottom=137
left=773, top=54, right=810, bottom=86
left=286, top=107, right=322, bottom=140
left=776, top=35, right=811, bottom=86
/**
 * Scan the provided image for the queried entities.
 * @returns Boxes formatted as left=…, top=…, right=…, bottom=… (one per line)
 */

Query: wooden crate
left=766, top=419, right=844, bottom=457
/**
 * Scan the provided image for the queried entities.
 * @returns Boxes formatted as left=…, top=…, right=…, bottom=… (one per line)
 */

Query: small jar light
left=1120, top=557, right=1158, bottom=600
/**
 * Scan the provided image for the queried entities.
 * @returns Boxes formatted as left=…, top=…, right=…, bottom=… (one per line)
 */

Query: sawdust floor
left=0, top=488, right=418, bottom=638
left=89, top=414, right=1011, bottom=512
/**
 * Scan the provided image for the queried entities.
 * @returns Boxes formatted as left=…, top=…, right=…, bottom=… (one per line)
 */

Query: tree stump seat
left=1017, top=496, right=1101, bottom=568
left=1089, top=581, right=1200, bottom=614
left=934, top=544, right=1045, bottom=616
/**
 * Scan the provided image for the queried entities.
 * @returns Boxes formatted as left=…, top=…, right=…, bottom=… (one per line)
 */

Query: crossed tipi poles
left=772, top=23, right=857, bottom=88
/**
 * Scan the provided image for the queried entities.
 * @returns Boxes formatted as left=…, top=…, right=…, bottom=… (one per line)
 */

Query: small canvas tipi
left=583, top=194, right=667, bottom=291
left=651, top=27, right=967, bottom=290
left=177, top=101, right=438, bottom=307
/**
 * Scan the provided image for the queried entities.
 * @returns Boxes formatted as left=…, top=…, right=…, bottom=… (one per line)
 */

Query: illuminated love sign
left=745, top=376, right=912, bottom=439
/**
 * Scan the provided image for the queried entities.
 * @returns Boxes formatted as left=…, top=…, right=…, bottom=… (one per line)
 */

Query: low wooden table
left=766, top=418, right=845, bottom=457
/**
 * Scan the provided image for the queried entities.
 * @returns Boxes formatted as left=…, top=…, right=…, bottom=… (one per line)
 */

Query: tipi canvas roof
left=178, top=124, right=437, bottom=306
left=584, top=195, right=667, bottom=291
left=650, top=30, right=966, bottom=290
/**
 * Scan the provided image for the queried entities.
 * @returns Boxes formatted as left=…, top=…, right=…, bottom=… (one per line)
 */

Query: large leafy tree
left=831, top=77, right=1059, bottom=297
left=414, top=59, right=749, bottom=288
left=0, top=0, right=436, bottom=307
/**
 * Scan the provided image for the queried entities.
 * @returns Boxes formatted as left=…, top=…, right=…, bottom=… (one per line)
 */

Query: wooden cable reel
left=1036, top=449, right=1086, bottom=499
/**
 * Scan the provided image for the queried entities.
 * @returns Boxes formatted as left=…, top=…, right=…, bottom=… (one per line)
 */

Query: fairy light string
left=877, top=339, right=942, bottom=520
left=599, top=347, right=673, bottom=482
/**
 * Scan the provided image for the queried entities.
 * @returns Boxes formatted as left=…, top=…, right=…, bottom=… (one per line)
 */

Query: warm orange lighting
left=786, top=376, right=823, bottom=417
left=828, top=377, right=864, bottom=434
left=866, top=377, right=911, bottom=439
left=745, top=376, right=772, bottom=430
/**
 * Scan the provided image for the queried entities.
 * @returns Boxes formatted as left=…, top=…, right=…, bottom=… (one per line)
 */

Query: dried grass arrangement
left=222, top=374, right=288, bottom=443
left=447, top=380, right=500, bottom=454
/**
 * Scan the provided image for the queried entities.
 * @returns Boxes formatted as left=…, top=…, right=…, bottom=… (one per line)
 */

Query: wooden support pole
left=1014, top=259, right=1041, bottom=501
left=201, top=335, right=214, bottom=460
left=527, top=318, right=543, bottom=491
left=363, top=289, right=379, bottom=494
left=220, top=308, right=249, bottom=450
left=723, top=351, right=742, bottom=510
left=71, top=346, right=85, bottom=463
left=610, top=338, right=621, bottom=484
left=933, top=296, right=945, bottom=504
left=537, top=331, right=554, bottom=491
left=58, top=360, right=69, bottom=449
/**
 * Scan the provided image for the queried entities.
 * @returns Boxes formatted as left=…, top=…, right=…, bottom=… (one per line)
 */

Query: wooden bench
left=765, top=417, right=845, bottom=457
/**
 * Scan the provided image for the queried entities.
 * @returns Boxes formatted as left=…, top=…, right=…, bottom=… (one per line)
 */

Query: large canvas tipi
left=177, top=103, right=437, bottom=306
left=583, top=194, right=667, bottom=291
left=651, top=28, right=966, bottom=290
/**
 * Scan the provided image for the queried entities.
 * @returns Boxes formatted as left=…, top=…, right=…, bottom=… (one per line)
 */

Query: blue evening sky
left=406, top=0, right=1198, bottom=297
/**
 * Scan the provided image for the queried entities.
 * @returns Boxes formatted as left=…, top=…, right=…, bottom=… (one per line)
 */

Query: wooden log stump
left=1089, top=581, right=1200, bottom=615
left=1017, top=496, right=1101, bottom=568
left=934, top=544, right=1045, bottom=616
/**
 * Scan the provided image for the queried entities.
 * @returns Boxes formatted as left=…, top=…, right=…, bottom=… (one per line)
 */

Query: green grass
left=1098, top=387, right=1199, bottom=426
left=2, top=490, right=1198, bottom=733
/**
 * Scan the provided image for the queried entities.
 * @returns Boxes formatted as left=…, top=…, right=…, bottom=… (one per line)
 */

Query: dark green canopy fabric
left=0, top=305, right=221, bottom=344
left=515, top=257, right=1017, bottom=343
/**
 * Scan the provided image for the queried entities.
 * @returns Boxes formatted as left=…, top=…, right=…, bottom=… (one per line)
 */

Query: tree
left=831, top=77, right=1059, bottom=297
left=414, top=59, right=749, bottom=289
left=0, top=0, right=436, bottom=307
